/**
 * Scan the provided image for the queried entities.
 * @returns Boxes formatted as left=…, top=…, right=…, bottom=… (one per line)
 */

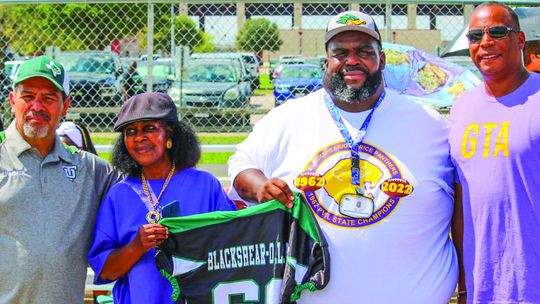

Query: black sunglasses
left=467, top=26, right=520, bottom=43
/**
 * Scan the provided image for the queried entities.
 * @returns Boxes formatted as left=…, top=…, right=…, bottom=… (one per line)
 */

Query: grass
left=98, top=151, right=234, bottom=164
left=92, top=133, right=246, bottom=145
left=254, top=73, right=273, bottom=95
left=200, top=152, right=234, bottom=164
left=92, top=133, right=245, bottom=164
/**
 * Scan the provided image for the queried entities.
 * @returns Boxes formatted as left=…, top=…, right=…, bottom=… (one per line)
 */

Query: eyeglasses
left=466, top=26, right=520, bottom=43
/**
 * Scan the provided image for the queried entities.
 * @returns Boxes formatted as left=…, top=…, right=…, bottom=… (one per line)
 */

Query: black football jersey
left=156, top=194, right=330, bottom=304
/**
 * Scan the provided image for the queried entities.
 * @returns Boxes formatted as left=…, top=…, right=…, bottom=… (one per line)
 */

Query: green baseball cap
left=13, top=55, right=70, bottom=95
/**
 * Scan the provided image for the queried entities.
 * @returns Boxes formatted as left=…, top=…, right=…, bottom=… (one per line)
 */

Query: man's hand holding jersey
left=233, top=168, right=295, bottom=208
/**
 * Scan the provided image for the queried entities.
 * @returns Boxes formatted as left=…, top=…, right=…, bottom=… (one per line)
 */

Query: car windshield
left=279, top=67, right=322, bottom=80
left=184, top=64, right=237, bottom=83
left=137, top=63, right=173, bottom=80
left=60, top=54, right=114, bottom=76
left=242, top=55, right=257, bottom=64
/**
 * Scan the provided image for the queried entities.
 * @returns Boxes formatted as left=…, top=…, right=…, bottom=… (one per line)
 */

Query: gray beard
left=23, top=122, right=49, bottom=139
left=323, top=68, right=383, bottom=104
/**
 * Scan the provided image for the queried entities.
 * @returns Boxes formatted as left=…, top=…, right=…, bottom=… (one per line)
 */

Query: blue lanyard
left=324, top=90, right=386, bottom=186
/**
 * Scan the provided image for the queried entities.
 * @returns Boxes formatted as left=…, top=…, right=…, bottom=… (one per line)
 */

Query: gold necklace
left=141, top=163, right=176, bottom=223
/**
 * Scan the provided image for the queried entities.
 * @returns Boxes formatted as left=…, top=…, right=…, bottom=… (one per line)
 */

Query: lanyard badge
left=324, top=90, right=385, bottom=218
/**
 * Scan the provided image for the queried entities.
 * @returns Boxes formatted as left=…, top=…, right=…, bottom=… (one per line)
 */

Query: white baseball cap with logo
left=325, top=10, right=381, bottom=44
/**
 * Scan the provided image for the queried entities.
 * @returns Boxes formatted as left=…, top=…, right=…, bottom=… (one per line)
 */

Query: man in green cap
left=0, top=55, right=120, bottom=303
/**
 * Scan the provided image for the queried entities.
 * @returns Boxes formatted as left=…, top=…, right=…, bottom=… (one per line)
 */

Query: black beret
left=114, top=92, right=179, bottom=131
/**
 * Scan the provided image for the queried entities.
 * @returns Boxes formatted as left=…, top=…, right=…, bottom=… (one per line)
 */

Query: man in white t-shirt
left=228, top=10, right=458, bottom=304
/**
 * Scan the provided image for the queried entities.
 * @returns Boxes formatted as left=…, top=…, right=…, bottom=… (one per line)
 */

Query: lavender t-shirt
left=449, top=73, right=540, bottom=303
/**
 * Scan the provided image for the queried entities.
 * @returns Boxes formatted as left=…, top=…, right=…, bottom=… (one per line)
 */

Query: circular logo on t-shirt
left=298, top=141, right=413, bottom=228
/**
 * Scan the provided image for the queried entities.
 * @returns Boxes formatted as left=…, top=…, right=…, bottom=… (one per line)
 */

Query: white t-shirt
left=228, top=89, right=457, bottom=304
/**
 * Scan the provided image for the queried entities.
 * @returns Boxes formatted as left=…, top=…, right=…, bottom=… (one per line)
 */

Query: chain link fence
left=0, top=0, right=538, bottom=132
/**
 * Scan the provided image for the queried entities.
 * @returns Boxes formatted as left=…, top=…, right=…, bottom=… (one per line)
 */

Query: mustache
left=24, top=111, right=50, bottom=121
left=340, top=65, right=369, bottom=74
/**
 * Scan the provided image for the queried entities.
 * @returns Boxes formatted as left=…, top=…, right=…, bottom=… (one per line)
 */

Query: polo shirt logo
left=62, top=165, right=77, bottom=182
left=2, top=169, right=26, bottom=177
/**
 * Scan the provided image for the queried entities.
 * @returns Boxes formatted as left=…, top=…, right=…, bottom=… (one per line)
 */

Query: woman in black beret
left=88, top=92, right=235, bottom=303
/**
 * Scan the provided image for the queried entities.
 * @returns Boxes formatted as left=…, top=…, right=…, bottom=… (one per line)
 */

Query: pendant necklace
left=141, top=163, right=175, bottom=223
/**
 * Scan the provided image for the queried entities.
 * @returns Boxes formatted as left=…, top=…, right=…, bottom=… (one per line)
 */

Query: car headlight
left=275, top=85, right=289, bottom=92
left=224, top=88, right=240, bottom=101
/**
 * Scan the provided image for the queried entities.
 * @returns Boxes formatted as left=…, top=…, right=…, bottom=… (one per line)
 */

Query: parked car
left=271, top=57, right=307, bottom=80
left=168, top=59, right=251, bottom=108
left=136, top=58, right=176, bottom=93
left=58, top=51, right=124, bottom=107
left=168, top=59, right=252, bottom=127
left=279, top=54, right=304, bottom=61
left=274, top=63, right=323, bottom=106
left=239, top=52, right=261, bottom=90
left=191, top=53, right=257, bottom=90
left=305, top=56, right=325, bottom=70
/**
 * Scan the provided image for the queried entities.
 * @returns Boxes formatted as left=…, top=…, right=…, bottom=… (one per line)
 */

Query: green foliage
left=0, top=3, right=213, bottom=57
left=153, top=15, right=202, bottom=53
left=193, top=32, right=216, bottom=53
left=2, top=4, right=147, bottom=54
left=236, top=18, right=283, bottom=53
left=141, top=15, right=213, bottom=54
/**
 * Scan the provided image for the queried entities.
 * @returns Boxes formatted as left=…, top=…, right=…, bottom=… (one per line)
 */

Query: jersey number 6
left=212, top=278, right=282, bottom=303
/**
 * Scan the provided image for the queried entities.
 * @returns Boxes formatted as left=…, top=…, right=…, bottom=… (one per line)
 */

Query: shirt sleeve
left=87, top=193, right=119, bottom=285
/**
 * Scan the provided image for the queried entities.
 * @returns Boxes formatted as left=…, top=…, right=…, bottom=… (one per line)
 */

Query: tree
left=1, top=3, right=147, bottom=54
left=193, top=32, right=216, bottom=53
left=148, top=15, right=218, bottom=55
left=236, top=18, right=283, bottom=57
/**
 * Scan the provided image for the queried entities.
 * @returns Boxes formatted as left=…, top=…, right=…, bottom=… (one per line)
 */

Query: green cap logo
left=337, top=14, right=367, bottom=26
left=13, top=55, right=69, bottom=95
left=46, top=61, right=62, bottom=77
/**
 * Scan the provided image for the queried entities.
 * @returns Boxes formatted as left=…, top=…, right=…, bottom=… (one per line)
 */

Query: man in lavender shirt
left=449, top=2, right=540, bottom=303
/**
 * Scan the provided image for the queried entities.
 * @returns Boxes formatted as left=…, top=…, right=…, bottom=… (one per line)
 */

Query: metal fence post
left=171, top=4, right=175, bottom=58
left=147, top=2, right=154, bottom=93
left=385, top=0, right=392, bottom=43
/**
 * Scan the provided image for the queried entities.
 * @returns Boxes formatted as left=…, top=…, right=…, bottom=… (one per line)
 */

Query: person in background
left=228, top=10, right=458, bottom=304
left=523, top=40, right=540, bottom=73
left=88, top=92, right=235, bottom=304
left=122, top=60, right=141, bottom=102
left=57, top=121, right=98, bottom=155
left=449, top=2, right=540, bottom=303
left=0, top=56, right=120, bottom=303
